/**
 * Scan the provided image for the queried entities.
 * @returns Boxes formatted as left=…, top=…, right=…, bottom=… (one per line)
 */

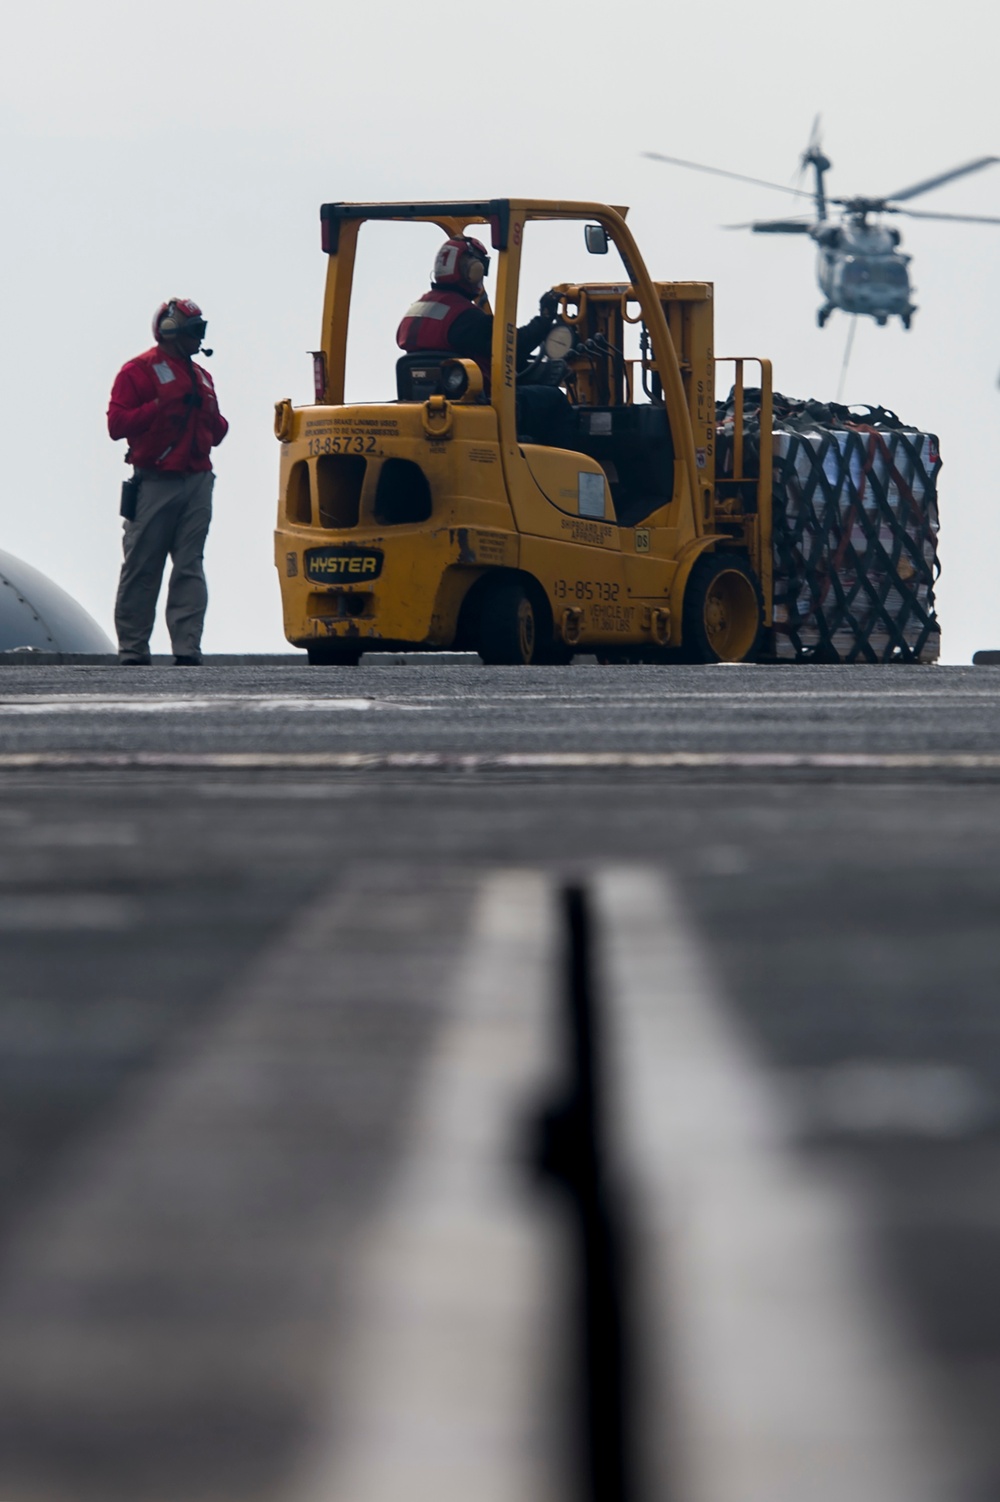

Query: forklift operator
left=397, top=236, right=575, bottom=447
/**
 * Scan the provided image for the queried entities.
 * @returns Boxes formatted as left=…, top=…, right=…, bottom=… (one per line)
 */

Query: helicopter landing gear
left=875, top=314, right=888, bottom=327
left=817, top=305, right=833, bottom=329
left=901, top=308, right=915, bottom=330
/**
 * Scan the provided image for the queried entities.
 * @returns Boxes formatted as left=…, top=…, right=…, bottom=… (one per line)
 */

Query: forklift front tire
left=681, top=553, right=763, bottom=663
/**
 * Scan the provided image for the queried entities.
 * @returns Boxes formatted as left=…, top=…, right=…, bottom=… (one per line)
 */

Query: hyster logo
left=305, top=547, right=384, bottom=583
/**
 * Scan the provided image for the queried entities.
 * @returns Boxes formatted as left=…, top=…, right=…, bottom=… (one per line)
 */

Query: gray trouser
left=115, top=471, right=214, bottom=658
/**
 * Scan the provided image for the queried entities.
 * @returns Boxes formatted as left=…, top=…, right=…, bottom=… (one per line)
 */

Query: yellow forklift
left=273, top=199, right=772, bottom=665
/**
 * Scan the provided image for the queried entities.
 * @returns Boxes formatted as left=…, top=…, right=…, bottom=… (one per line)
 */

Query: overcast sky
left=2, top=0, right=998, bottom=661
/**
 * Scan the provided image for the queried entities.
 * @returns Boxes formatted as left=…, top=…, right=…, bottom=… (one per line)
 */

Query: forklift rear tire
left=475, top=579, right=537, bottom=665
left=681, top=553, right=763, bottom=663
left=306, top=642, right=362, bottom=666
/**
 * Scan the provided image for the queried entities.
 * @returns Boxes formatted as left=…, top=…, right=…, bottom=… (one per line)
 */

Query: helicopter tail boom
left=743, top=219, right=814, bottom=235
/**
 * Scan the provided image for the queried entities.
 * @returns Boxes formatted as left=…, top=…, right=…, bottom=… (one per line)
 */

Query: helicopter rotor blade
left=642, top=151, right=815, bottom=200
left=887, top=205, right=1000, bottom=225
left=881, top=156, right=1000, bottom=204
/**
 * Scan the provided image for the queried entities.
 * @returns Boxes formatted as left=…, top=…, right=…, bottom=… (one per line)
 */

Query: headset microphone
left=201, top=348, right=214, bottom=357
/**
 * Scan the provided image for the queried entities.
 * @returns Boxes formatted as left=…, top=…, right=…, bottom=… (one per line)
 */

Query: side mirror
left=584, top=224, right=609, bottom=255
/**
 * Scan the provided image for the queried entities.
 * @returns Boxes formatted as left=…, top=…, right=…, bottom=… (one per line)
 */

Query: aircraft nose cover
left=0, top=550, right=113, bottom=653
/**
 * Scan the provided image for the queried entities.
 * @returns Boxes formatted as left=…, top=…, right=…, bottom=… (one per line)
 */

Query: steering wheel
left=517, top=300, right=577, bottom=385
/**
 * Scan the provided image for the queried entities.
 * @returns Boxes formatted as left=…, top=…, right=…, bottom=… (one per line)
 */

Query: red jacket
left=107, top=345, right=228, bottom=472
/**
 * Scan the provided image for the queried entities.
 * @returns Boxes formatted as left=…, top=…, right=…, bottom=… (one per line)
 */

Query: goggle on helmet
left=153, top=298, right=207, bottom=343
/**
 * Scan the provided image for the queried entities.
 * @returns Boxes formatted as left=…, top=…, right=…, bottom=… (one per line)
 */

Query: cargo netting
left=716, top=392, right=941, bottom=662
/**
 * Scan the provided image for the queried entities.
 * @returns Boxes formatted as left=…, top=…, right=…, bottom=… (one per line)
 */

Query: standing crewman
left=107, top=299, right=228, bottom=665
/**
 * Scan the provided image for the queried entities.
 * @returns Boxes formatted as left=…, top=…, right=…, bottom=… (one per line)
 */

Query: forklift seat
left=396, top=353, right=446, bottom=402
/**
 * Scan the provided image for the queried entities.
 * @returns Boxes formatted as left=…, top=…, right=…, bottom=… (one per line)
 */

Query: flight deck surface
left=0, top=662, right=998, bottom=1501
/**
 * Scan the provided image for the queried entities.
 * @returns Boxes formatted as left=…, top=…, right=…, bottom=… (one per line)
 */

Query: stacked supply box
left=717, top=394, right=941, bottom=662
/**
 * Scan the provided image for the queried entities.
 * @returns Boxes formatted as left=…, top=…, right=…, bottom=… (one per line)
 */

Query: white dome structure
left=0, top=550, right=113, bottom=653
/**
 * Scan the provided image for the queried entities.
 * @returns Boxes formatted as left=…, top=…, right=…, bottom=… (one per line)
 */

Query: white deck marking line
left=595, top=869, right=963, bottom=1502
left=293, top=871, right=560, bottom=1502
left=403, top=688, right=1000, bottom=703
left=4, top=689, right=997, bottom=712
left=1, top=750, right=1000, bottom=771
left=0, top=696, right=377, bottom=714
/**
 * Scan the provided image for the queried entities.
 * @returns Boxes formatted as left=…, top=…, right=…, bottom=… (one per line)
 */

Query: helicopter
left=645, top=124, right=1000, bottom=329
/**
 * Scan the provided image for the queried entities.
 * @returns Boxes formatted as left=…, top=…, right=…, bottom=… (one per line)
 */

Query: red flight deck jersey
left=396, top=287, right=492, bottom=386
left=107, top=345, right=228, bottom=473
